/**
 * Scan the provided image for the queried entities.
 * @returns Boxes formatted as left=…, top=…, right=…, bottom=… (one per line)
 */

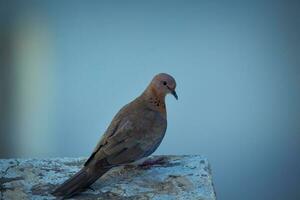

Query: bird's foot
left=87, top=186, right=95, bottom=192
left=117, top=168, right=124, bottom=176
left=124, top=156, right=167, bottom=170
left=138, top=156, right=166, bottom=169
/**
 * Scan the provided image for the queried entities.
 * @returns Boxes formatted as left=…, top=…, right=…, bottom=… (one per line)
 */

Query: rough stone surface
left=0, top=155, right=216, bottom=200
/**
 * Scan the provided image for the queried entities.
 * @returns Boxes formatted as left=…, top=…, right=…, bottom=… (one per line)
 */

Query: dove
left=52, top=73, right=178, bottom=198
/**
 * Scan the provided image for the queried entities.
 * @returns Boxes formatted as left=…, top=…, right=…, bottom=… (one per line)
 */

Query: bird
left=52, top=73, right=178, bottom=198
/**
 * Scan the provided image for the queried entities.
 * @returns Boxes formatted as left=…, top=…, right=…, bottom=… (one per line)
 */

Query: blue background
left=1, top=1, right=300, bottom=199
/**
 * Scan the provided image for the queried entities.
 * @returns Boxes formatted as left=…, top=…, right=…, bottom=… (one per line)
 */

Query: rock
left=0, top=155, right=216, bottom=200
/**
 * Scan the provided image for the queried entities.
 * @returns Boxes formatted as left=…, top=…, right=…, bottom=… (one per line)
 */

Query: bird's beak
left=171, top=90, right=178, bottom=100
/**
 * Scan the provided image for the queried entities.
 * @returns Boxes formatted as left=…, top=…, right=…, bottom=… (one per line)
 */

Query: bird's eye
left=163, top=81, right=167, bottom=85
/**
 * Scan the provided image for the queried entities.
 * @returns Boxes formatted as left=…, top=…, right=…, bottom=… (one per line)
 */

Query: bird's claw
left=138, top=157, right=166, bottom=168
left=87, top=186, right=95, bottom=191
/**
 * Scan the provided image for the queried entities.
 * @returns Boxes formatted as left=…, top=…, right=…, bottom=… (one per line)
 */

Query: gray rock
left=0, top=155, right=216, bottom=200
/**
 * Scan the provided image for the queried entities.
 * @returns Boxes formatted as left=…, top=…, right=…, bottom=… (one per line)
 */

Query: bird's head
left=149, top=73, right=178, bottom=100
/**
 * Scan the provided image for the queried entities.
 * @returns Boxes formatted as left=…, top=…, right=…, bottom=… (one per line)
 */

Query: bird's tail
left=52, top=166, right=111, bottom=199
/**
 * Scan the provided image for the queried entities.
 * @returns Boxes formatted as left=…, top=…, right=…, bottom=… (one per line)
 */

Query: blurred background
left=1, top=0, right=300, bottom=199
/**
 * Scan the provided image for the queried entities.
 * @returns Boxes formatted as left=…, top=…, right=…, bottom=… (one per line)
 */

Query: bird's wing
left=84, top=103, right=143, bottom=166
left=84, top=100, right=166, bottom=167
left=84, top=117, right=143, bottom=166
left=83, top=103, right=126, bottom=166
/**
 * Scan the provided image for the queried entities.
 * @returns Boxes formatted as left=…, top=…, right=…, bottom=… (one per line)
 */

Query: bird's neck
left=142, top=86, right=167, bottom=116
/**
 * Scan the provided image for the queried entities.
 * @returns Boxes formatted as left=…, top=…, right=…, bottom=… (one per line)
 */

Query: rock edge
left=0, top=155, right=216, bottom=200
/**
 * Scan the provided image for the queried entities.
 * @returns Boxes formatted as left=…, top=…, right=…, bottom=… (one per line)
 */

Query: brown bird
left=52, top=73, right=178, bottom=198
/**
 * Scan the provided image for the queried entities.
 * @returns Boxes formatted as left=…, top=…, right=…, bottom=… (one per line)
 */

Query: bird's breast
left=133, top=110, right=167, bottom=147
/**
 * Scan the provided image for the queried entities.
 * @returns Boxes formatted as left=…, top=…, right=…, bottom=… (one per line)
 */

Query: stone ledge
left=0, top=155, right=216, bottom=200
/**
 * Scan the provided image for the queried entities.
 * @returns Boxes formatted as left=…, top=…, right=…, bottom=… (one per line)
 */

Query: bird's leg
left=124, top=157, right=166, bottom=170
left=87, top=186, right=95, bottom=191
left=138, top=156, right=166, bottom=168
left=117, top=166, right=125, bottom=176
